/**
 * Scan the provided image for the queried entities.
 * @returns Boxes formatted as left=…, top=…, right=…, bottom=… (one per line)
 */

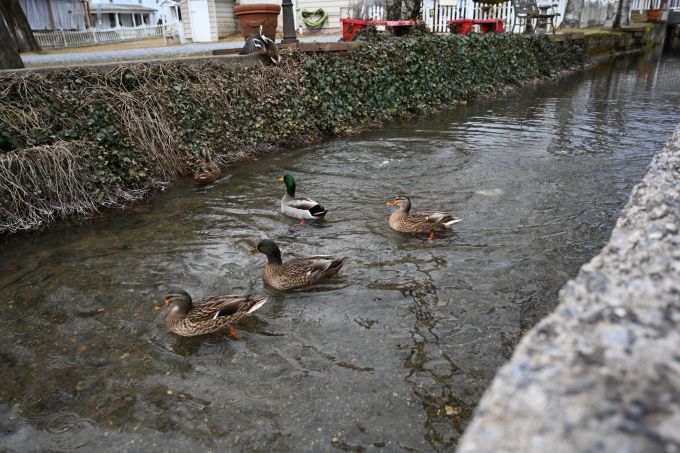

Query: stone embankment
left=458, top=126, right=680, bottom=452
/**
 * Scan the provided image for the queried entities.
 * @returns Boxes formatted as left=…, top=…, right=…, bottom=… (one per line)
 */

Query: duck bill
left=246, top=248, right=258, bottom=256
left=385, top=200, right=399, bottom=206
left=277, top=176, right=284, bottom=183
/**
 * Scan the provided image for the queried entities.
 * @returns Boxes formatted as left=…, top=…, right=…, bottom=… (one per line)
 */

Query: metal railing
left=34, top=25, right=165, bottom=49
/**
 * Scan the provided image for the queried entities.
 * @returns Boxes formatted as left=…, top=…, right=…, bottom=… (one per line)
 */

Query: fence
left=629, top=0, right=661, bottom=10
left=426, top=0, right=515, bottom=32
left=34, top=25, right=165, bottom=49
left=424, top=0, right=565, bottom=33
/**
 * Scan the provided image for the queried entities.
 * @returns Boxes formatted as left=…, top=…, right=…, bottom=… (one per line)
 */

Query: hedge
left=0, top=33, right=588, bottom=234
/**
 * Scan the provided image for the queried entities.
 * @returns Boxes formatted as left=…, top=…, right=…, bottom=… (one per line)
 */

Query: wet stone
left=459, top=125, right=680, bottom=453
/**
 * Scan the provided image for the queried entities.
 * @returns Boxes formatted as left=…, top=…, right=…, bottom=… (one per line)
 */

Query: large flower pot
left=645, top=8, right=661, bottom=22
left=234, top=3, right=281, bottom=40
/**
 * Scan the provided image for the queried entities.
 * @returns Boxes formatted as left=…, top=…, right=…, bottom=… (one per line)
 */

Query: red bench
left=447, top=19, right=505, bottom=34
left=340, top=18, right=423, bottom=42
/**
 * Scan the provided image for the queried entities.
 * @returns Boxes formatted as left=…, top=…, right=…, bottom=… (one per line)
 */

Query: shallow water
left=2, top=49, right=680, bottom=451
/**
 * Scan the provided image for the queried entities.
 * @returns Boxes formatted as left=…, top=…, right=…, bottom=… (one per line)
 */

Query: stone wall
left=457, top=126, right=680, bottom=452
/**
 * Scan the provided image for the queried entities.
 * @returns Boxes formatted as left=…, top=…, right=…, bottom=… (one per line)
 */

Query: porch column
left=115, top=13, right=120, bottom=27
left=132, top=14, right=137, bottom=26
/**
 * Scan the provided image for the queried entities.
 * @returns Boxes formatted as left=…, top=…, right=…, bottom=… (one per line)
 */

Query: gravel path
left=21, top=36, right=342, bottom=66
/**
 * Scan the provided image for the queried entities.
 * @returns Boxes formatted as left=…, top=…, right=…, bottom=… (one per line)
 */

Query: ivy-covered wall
left=0, top=34, right=588, bottom=234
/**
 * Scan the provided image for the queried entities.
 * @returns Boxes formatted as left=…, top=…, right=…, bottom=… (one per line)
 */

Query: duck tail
left=331, top=257, right=348, bottom=271
left=442, top=218, right=462, bottom=229
left=247, top=298, right=268, bottom=314
left=309, top=204, right=328, bottom=219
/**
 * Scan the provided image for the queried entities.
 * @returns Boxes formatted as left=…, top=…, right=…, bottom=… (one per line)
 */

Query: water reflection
left=1, top=49, right=680, bottom=451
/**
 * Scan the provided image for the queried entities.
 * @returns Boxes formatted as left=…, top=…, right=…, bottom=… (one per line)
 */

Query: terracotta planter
left=234, top=3, right=281, bottom=40
left=645, top=8, right=661, bottom=22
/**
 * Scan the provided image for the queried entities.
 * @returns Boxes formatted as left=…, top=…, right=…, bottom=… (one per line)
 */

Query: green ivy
left=0, top=34, right=587, bottom=232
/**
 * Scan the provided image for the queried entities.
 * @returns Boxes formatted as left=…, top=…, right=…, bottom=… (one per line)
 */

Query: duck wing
left=262, top=37, right=280, bottom=64
left=285, top=256, right=331, bottom=274
left=239, top=35, right=266, bottom=55
left=285, top=197, right=320, bottom=210
left=417, top=211, right=462, bottom=228
left=188, top=295, right=254, bottom=321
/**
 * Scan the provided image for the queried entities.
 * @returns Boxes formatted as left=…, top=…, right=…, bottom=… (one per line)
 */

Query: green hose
left=301, top=8, right=328, bottom=28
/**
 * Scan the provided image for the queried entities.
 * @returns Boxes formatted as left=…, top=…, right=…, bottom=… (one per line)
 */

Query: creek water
left=2, top=48, right=680, bottom=452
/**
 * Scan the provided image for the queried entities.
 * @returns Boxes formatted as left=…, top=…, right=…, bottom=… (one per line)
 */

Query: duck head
left=162, top=289, right=193, bottom=314
left=254, top=239, right=282, bottom=264
left=278, top=175, right=296, bottom=197
left=386, top=195, right=412, bottom=212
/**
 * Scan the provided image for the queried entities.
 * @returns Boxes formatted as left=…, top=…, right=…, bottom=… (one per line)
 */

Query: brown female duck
left=252, top=239, right=347, bottom=290
left=162, top=289, right=266, bottom=338
left=386, top=195, right=462, bottom=240
left=193, top=149, right=221, bottom=185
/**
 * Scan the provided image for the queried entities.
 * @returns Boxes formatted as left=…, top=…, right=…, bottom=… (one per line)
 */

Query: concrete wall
left=458, top=125, right=680, bottom=452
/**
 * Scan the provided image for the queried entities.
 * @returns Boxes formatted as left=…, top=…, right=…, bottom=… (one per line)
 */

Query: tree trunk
left=0, top=0, right=40, bottom=52
left=613, top=0, right=631, bottom=29
left=401, top=0, right=421, bottom=20
left=561, top=0, right=584, bottom=28
left=386, top=0, right=402, bottom=19
left=0, top=13, right=24, bottom=69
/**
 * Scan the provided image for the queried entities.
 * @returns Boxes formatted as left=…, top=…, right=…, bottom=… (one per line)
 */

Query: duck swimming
left=162, top=289, right=267, bottom=338
left=193, top=149, right=221, bottom=185
left=278, top=174, right=327, bottom=224
left=252, top=239, right=347, bottom=290
left=386, top=195, right=461, bottom=240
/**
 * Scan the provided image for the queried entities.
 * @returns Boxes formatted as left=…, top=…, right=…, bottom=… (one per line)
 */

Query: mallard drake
left=239, top=25, right=280, bottom=65
left=193, top=149, right=221, bottom=185
left=162, top=289, right=267, bottom=338
left=278, top=174, right=327, bottom=223
left=386, top=195, right=462, bottom=240
left=252, top=239, right=347, bottom=290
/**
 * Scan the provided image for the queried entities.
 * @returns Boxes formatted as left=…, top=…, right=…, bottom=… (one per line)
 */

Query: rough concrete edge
left=457, top=125, right=680, bottom=453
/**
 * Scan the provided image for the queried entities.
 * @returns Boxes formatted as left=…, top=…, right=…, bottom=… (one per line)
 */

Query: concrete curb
left=458, top=125, right=680, bottom=453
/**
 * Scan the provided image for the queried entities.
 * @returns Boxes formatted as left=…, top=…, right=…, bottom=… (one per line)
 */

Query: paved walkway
left=21, top=36, right=342, bottom=67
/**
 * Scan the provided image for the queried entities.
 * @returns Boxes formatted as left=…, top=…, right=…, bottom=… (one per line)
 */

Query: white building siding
left=179, top=0, right=193, bottom=40
left=20, top=0, right=88, bottom=30
left=296, top=0, right=347, bottom=31
left=214, top=0, right=237, bottom=37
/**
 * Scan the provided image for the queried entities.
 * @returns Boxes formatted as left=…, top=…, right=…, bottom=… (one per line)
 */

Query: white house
left=19, top=0, right=89, bottom=30
left=89, top=0, right=160, bottom=28
left=178, top=0, right=237, bottom=41
left=159, top=0, right=183, bottom=24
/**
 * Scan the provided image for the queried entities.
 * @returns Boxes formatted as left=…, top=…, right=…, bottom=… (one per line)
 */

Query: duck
left=162, top=289, right=267, bottom=338
left=239, top=25, right=280, bottom=65
left=251, top=239, right=347, bottom=290
left=278, top=174, right=327, bottom=224
left=193, top=148, right=221, bottom=185
left=386, top=195, right=462, bottom=240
